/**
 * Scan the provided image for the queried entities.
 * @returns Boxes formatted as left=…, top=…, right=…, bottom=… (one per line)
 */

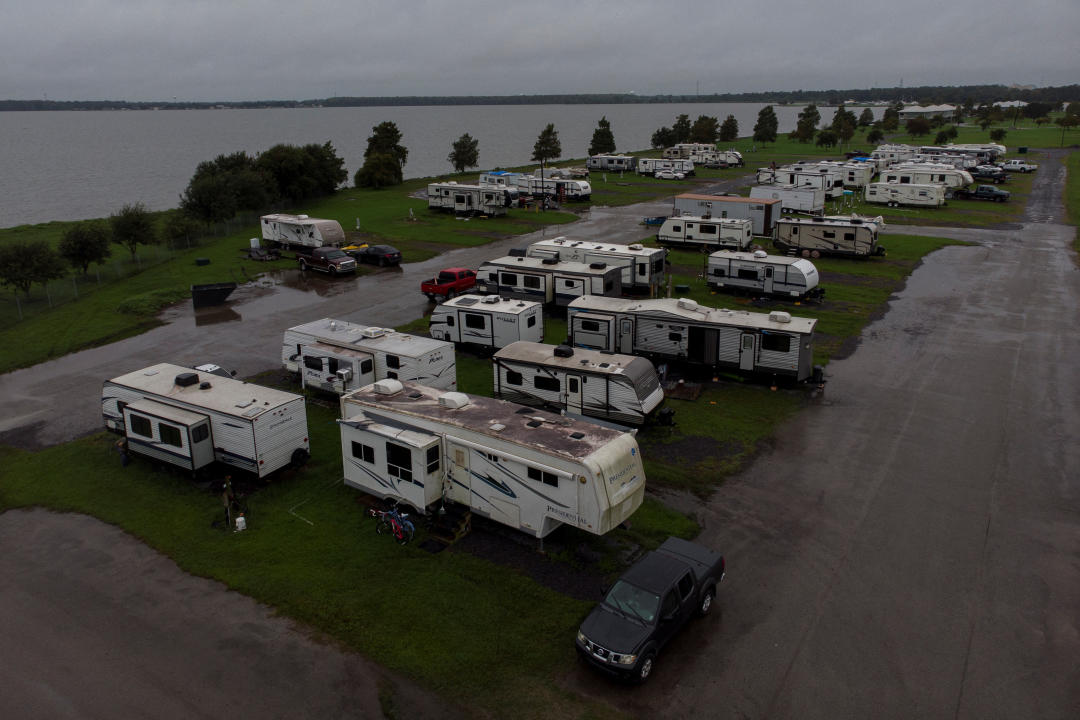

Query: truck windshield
left=324, top=250, right=347, bottom=259
left=604, top=580, right=660, bottom=623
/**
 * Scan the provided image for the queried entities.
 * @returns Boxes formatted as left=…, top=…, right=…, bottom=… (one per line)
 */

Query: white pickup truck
left=1000, top=158, right=1038, bottom=173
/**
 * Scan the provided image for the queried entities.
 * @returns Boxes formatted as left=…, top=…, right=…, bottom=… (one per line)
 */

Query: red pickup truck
left=421, top=268, right=477, bottom=301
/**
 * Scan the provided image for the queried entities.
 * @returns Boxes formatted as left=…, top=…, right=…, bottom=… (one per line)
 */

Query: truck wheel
left=697, top=586, right=716, bottom=616
left=634, top=653, right=656, bottom=684
left=299, top=259, right=308, bottom=271
left=446, top=289, right=455, bottom=299
left=426, top=293, right=436, bottom=302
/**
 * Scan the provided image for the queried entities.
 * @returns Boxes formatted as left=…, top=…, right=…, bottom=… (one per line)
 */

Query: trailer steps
left=426, top=504, right=472, bottom=550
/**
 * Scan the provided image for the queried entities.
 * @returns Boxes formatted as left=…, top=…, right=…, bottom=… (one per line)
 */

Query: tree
left=791, top=103, right=820, bottom=143
left=364, top=121, right=408, bottom=170
left=881, top=103, right=901, bottom=131
left=0, top=239, right=66, bottom=296
left=1022, top=102, right=1056, bottom=119
left=163, top=213, right=203, bottom=249
left=447, top=133, right=479, bottom=173
left=180, top=151, right=269, bottom=223
left=58, top=221, right=111, bottom=273
left=934, top=130, right=951, bottom=145
left=588, top=116, right=616, bottom=155
left=867, top=128, right=885, bottom=144
left=815, top=129, right=838, bottom=149
left=858, top=108, right=874, bottom=127
left=753, top=105, right=778, bottom=147
left=719, top=114, right=739, bottom=142
left=531, top=124, right=562, bottom=183
left=1056, top=114, right=1080, bottom=145
left=905, top=117, right=932, bottom=138
left=110, top=203, right=156, bottom=260
left=672, top=114, right=692, bottom=144
left=256, top=142, right=346, bottom=203
left=989, top=128, right=1007, bottom=144
left=181, top=172, right=239, bottom=224
left=689, top=115, right=719, bottom=144
left=831, top=105, right=858, bottom=147
left=651, top=126, right=676, bottom=149
left=1066, top=102, right=1080, bottom=117
left=354, top=153, right=403, bottom=189
left=952, top=106, right=965, bottom=124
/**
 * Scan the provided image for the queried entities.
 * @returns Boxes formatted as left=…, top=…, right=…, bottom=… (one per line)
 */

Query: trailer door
left=763, top=266, right=774, bottom=294
left=446, top=441, right=471, bottom=506
left=566, top=375, right=583, bottom=415
left=739, top=333, right=756, bottom=371
left=461, top=311, right=493, bottom=346
left=619, top=318, right=634, bottom=354
left=688, top=327, right=718, bottom=364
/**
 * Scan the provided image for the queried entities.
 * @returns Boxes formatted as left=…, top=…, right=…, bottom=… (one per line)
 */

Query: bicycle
left=369, top=505, right=415, bottom=545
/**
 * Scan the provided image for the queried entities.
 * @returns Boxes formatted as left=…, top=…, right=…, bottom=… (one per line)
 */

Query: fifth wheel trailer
left=525, top=237, right=667, bottom=296
left=282, top=318, right=456, bottom=395
left=338, top=380, right=645, bottom=538
left=428, top=294, right=544, bottom=350
left=864, top=182, right=946, bottom=208
left=427, top=182, right=514, bottom=216
left=102, top=363, right=310, bottom=477
left=567, top=296, right=818, bottom=382
left=476, top=255, right=622, bottom=306
left=773, top=215, right=886, bottom=258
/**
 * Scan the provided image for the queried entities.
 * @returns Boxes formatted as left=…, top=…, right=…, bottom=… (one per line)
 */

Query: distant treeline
left=2, top=84, right=1077, bottom=111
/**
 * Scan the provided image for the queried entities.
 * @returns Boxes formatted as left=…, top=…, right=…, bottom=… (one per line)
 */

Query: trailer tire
left=290, top=448, right=310, bottom=468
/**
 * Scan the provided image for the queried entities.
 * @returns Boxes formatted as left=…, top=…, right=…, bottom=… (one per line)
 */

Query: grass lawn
left=1066, top=150, right=1080, bottom=261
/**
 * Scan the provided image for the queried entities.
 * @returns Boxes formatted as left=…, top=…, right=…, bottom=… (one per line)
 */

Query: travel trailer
left=282, top=318, right=456, bottom=395
left=427, top=182, right=514, bottom=216
left=690, top=149, right=744, bottom=168
left=870, top=144, right=918, bottom=168
left=526, top=237, right=667, bottom=296
left=491, top=342, right=664, bottom=426
left=706, top=250, right=823, bottom=299
left=910, top=152, right=977, bottom=169
left=881, top=164, right=972, bottom=188
left=514, top=175, right=592, bottom=201
left=428, top=295, right=543, bottom=350
left=637, top=158, right=695, bottom=176
left=101, top=363, right=310, bottom=477
left=663, top=143, right=715, bottom=159
left=757, top=166, right=842, bottom=199
left=864, top=182, right=946, bottom=208
left=749, top=184, right=826, bottom=214
left=338, top=380, right=646, bottom=538
left=567, top=296, right=818, bottom=381
left=260, top=214, right=345, bottom=249
left=773, top=215, right=886, bottom=258
left=586, top=154, right=638, bottom=172
left=476, top=255, right=622, bottom=306
left=656, top=215, right=754, bottom=250
left=478, top=170, right=523, bottom=187
left=674, top=193, right=782, bottom=236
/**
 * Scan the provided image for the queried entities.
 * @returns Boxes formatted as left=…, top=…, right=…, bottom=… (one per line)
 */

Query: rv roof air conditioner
left=360, top=327, right=387, bottom=338
left=554, top=345, right=574, bottom=358
left=509, top=248, right=527, bottom=257
left=541, top=257, right=559, bottom=265
left=628, top=243, right=644, bottom=251
left=175, top=372, right=199, bottom=387
left=589, top=262, right=607, bottom=269
left=769, top=311, right=793, bottom=324
left=482, top=295, right=500, bottom=304
left=677, top=298, right=699, bottom=311
left=372, top=379, right=403, bottom=395
left=438, top=392, right=470, bottom=410
left=753, top=250, right=768, bottom=259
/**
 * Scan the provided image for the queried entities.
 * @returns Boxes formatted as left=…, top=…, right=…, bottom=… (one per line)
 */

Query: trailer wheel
left=290, top=448, right=310, bottom=468
left=811, top=250, right=821, bottom=259
left=801, top=250, right=811, bottom=259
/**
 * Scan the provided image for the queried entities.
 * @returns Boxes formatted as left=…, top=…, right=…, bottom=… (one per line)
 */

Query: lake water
left=0, top=103, right=859, bottom=228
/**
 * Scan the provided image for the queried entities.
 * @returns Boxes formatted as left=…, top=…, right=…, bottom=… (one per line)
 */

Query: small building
left=898, top=104, right=956, bottom=121
left=673, top=193, right=782, bottom=236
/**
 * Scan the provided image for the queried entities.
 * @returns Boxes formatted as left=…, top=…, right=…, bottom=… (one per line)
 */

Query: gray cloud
left=2, top=0, right=1077, bottom=101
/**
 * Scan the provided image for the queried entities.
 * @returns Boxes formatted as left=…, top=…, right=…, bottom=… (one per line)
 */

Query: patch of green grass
left=1066, top=150, right=1080, bottom=263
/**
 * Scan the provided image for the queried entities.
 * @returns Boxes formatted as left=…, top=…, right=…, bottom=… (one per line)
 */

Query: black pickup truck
left=297, top=246, right=357, bottom=275
left=953, top=185, right=1011, bottom=202
left=576, top=537, right=725, bottom=683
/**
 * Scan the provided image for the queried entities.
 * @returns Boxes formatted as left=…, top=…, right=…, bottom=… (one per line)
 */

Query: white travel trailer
left=865, top=182, right=946, bottom=208
left=690, top=149, right=743, bottom=168
left=586, top=154, right=638, bottom=172
left=911, top=152, right=977, bottom=169
left=514, top=175, right=592, bottom=201
left=526, top=237, right=667, bottom=296
left=476, top=256, right=622, bottom=307
left=832, top=161, right=876, bottom=188
left=282, top=318, right=456, bottom=395
left=567, top=296, right=819, bottom=382
left=758, top=166, right=843, bottom=199
left=773, top=215, right=886, bottom=258
left=338, top=381, right=646, bottom=538
left=427, top=182, right=514, bottom=216
left=491, top=342, right=664, bottom=426
left=881, top=164, right=972, bottom=188
left=749, top=183, right=826, bottom=213
left=637, top=157, right=695, bottom=176
left=260, top=214, right=345, bottom=249
left=478, top=171, right=523, bottom=187
left=663, top=143, right=714, bottom=159
left=706, top=250, right=823, bottom=299
left=428, top=295, right=543, bottom=349
left=102, top=363, right=310, bottom=477
left=870, top=144, right=918, bottom=168
left=674, top=193, right=783, bottom=237
left=656, top=215, right=754, bottom=250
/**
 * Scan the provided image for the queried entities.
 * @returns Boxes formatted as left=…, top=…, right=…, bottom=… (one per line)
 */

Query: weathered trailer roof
left=288, top=318, right=451, bottom=357
left=675, top=193, right=782, bottom=206
left=708, top=250, right=816, bottom=269
left=341, top=382, right=629, bottom=460
left=776, top=215, right=884, bottom=234
left=533, top=237, right=666, bottom=258
left=493, top=342, right=657, bottom=385
left=441, top=294, right=540, bottom=316
left=106, top=363, right=302, bottom=419
left=568, top=296, right=817, bottom=334
left=481, top=255, right=620, bottom=277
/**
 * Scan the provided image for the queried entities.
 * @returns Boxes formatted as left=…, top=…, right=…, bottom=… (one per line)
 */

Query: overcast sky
left=2, top=0, right=1077, bottom=102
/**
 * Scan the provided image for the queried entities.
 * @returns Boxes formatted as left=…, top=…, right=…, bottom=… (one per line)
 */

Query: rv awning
left=126, top=399, right=208, bottom=427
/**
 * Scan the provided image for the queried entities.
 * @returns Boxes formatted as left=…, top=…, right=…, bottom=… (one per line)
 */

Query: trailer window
left=534, top=375, right=560, bottom=392
left=159, top=423, right=182, bottom=448
left=638, top=264, right=645, bottom=276
left=464, top=313, right=486, bottom=329
left=528, top=466, right=558, bottom=487
left=669, top=332, right=682, bottom=342
left=523, top=275, right=541, bottom=290
left=844, top=233, right=855, bottom=241
left=699, top=224, right=716, bottom=235
left=303, top=356, right=323, bottom=371
left=713, top=268, right=725, bottom=277
left=386, top=442, right=412, bottom=482
left=488, top=272, right=497, bottom=281
left=563, top=280, right=576, bottom=288
left=670, top=225, right=682, bottom=233
left=823, top=231, right=836, bottom=239
left=192, top=424, right=209, bottom=443
left=386, top=355, right=400, bottom=369
left=506, top=370, right=523, bottom=386
left=426, top=446, right=440, bottom=474
left=527, top=315, right=537, bottom=328
left=737, top=268, right=758, bottom=280
left=501, top=272, right=518, bottom=285
left=129, top=414, right=152, bottom=438
left=761, top=333, right=792, bottom=352
left=581, top=320, right=600, bottom=332
left=351, top=441, right=374, bottom=464
left=605, top=280, right=614, bottom=291
left=327, top=358, right=339, bottom=374
left=791, top=226, right=799, bottom=235
left=360, top=359, right=373, bottom=375
left=653, top=258, right=664, bottom=273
